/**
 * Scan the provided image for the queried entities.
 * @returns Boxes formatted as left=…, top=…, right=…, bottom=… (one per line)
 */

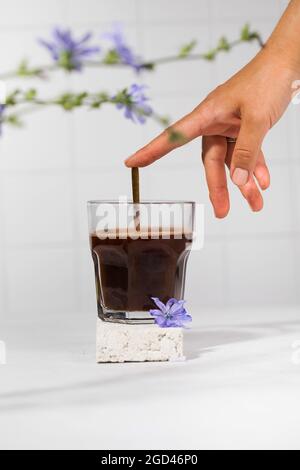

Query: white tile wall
left=6, top=247, right=77, bottom=317
left=138, top=0, right=209, bottom=24
left=0, top=0, right=299, bottom=321
left=2, top=173, right=74, bottom=245
left=0, top=108, right=71, bottom=171
left=186, top=241, right=228, bottom=310
left=223, top=162, right=294, bottom=236
left=226, top=238, right=298, bottom=306
left=141, top=24, right=212, bottom=95
left=290, top=163, right=300, bottom=231
left=211, top=22, right=262, bottom=84
left=0, top=29, right=55, bottom=70
left=263, top=112, right=290, bottom=163
left=210, top=0, right=282, bottom=21
left=0, top=228, right=6, bottom=322
left=65, top=0, right=136, bottom=25
left=0, top=0, right=66, bottom=28
left=288, top=105, right=300, bottom=162
left=75, top=168, right=133, bottom=242
left=71, top=107, right=144, bottom=170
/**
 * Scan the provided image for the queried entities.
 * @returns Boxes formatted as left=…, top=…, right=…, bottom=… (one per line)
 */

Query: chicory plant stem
left=0, top=32, right=264, bottom=81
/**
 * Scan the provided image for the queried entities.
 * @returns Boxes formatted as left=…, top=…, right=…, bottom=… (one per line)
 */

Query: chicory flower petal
left=39, top=27, right=100, bottom=71
left=149, top=297, right=192, bottom=328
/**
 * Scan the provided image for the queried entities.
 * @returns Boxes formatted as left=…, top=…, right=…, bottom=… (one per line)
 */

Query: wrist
left=263, top=39, right=300, bottom=77
left=262, top=0, right=300, bottom=76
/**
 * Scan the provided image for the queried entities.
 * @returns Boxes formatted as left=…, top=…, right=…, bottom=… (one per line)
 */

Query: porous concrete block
left=96, top=318, right=184, bottom=363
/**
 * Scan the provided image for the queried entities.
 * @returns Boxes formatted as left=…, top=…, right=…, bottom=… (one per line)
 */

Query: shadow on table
left=184, top=327, right=260, bottom=360
left=185, top=317, right=300, bottom=360
left=1, top=318, right=300, bottom=413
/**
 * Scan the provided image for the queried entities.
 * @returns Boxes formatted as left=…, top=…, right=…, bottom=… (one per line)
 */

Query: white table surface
left=1, top=307, right=300, bottom=450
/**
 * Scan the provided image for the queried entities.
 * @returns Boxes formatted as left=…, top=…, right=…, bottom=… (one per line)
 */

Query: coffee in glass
left=88, top=200, right=195, bottom=323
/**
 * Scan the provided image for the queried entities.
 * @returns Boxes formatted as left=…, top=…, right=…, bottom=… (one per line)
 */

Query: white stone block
left=96, top=318, right=184, bottom=363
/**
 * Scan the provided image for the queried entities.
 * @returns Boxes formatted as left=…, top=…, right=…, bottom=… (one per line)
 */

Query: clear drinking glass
left=87, top=200, right=195, bottom=324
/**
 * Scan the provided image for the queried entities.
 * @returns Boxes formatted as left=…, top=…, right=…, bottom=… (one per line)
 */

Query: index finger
left=125, top=105, right=209, bottom=168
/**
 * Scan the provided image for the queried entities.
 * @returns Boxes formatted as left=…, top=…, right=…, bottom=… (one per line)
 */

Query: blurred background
left=0, top=0, right=297, bottom=329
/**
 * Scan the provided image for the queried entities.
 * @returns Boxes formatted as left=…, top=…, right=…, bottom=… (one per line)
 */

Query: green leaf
left=55, top=91, right=89, bottom=110
left=178, top=40, right=197, bottom=58
left=89, top=91, right=110, bottom=109
left=203, top=49, right=216, bottom=61
left=58, top=51, right=76, bottom=71
left=158, top=115, right=171, bottom=127
left=90, top=102, right=101, bottom=109
left=5, top=89, right=21, bottom=106
left=17, top=59, right=43, bottom=77
left=24, top=89, right=37, bottom=101
left=217, top=36, right=230, bottom=51
left=56, top=93, right=75, bottom=110
left=103, top=49, right=120, bottom=65
left=74, top=92, right=88, bottom=106
left=240, top=24, right=263, bottom=45
left=240, top=23, right=251, bottom=41
left=113, top=88, right=132, bottom=106
left=17, top=59, right=30, bottom=76
left=142, top=62, right=155, bottom=71
left=97, top=92, right=109, bottom=101
left=6, top=114, right=23, bottom=127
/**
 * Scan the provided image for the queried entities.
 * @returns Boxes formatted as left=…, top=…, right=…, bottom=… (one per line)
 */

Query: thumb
left=231, top=113, right=268, bottom=187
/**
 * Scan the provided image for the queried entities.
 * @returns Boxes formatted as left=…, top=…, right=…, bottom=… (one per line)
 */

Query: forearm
left=265, top=0, right=300, bottom=73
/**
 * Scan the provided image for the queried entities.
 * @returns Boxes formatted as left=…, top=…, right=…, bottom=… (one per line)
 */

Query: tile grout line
left=208, top=0, right=231, bottom=306
left=64, top=1, right=84, bottom=315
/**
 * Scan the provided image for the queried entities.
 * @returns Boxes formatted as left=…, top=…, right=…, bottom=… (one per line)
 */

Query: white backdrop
left=0, top=0, right=298, bottom=329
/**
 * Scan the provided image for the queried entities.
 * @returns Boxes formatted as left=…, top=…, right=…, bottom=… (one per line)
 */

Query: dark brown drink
left=90, top=230, right=192, bottom=319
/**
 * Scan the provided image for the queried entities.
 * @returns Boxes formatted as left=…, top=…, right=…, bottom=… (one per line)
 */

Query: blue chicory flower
left=102, top=24, right=142, bottom=72
left=0, top=105, right=5, bottom=136
left=150, top=297, right=192, bottom=328
left=115, top=84, right=152, bottom=124
left=39, top=28, right=100, bottom=71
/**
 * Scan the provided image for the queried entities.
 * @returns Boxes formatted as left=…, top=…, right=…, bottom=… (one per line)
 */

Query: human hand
left=125, top=46, right=296, bottom=217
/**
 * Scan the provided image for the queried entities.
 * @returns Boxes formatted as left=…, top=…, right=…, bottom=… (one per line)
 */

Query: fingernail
left=232, top=168, right=249, bottom=186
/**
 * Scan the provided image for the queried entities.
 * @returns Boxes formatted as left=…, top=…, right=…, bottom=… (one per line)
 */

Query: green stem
left=0, top=34, right=264, bottom=81
left=1, top=94, right=168, bottom=132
